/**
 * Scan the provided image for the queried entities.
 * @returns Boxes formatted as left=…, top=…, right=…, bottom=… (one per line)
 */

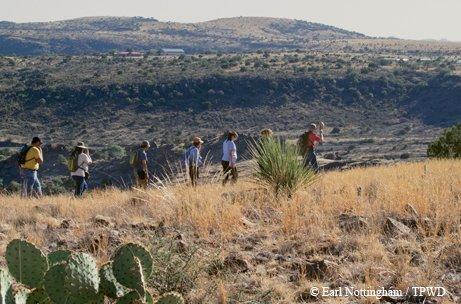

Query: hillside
left=0, top=160, right=459, bottom=303
left=0, top=16, right=366, bottom=55
left=0, top=48, right=460, bottom=189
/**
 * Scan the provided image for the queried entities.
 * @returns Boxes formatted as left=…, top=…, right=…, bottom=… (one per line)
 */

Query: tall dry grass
left=0, top=159, right=459, bottom=303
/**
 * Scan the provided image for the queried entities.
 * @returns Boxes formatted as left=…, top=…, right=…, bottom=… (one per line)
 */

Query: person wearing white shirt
left=70, top=142, right=92, bottom=197
left=222, top=131, right=238, bottom=185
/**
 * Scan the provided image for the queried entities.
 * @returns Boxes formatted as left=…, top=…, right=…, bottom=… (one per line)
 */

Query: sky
left=1, top=0, right=461, bottom=41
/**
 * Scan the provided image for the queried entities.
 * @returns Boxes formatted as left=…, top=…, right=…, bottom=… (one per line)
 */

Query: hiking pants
left=305, top=149, right=319, bottom=173
left=134, top=169, right=148, bottom=189
left=20, top=169, right=42, bottom=197
left=222, top=161, right=238, bottom=185
left=72, top=176, right=88, bottom=197
left=189, top=165, right=199, bottom=187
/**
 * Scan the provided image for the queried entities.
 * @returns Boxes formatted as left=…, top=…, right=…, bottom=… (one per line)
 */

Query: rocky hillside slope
left=0, top=16, right=367, bottom=55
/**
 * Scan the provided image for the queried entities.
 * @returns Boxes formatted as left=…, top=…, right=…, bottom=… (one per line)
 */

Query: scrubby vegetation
left=249, top=137, right=315, bottom=196
left=0, top=160, right=459, bottom=303
left=428, top=124, right=461, bottom=158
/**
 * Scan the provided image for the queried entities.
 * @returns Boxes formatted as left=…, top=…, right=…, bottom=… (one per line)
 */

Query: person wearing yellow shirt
left=20, top=137, right=43, bottom=197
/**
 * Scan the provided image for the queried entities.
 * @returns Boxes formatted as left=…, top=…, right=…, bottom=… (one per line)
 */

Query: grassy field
left=0, top=159, right=459, bottom=303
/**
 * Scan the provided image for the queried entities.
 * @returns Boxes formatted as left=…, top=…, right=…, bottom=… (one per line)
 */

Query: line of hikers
left=17, top=123, right=324, bottom=198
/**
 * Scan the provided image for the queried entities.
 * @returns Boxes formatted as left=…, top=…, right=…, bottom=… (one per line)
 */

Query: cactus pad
left=44, top=264, right=68, bottom=304
left=112, top=243, right=153, bottom=282
left=47, top=250, right=71, bottom=267
left=5, top=239, right=49, bottom=288
left=0, top=268, right=13, bottom=304
left=64, top=253, right=100, bottom=302
left=155, top=292, right=185, bottom=304
left=99, top=262, right=128, bottom=299
left=25, top=288, right=51, bottom=304
left=85, top=292, right=105, bottom=304
left=115, top=291, right=144, bottom=304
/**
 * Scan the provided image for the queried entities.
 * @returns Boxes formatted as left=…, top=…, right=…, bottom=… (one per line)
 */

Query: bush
left=249, top=138, right=316, bottom=197
left=428, top=125, right=461, bottom=158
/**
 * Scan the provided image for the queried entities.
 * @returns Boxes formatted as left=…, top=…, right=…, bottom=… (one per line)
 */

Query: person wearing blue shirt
left=184, top=137, right=204, bottom=187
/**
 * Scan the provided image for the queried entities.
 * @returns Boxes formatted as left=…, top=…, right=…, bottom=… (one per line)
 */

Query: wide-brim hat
left=141, top=140, right=151, bottom=148
left=193, top=137, right=204, bottom=144
left=75, top=141, right=89, bottom=149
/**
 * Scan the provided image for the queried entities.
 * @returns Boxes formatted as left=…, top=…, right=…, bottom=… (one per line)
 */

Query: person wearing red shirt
left=303, top=122, right=324, bottom=172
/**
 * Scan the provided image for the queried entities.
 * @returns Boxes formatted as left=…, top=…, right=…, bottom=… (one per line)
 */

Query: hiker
left=130, top=140, right=150, bottom=189
left=260, top=128, right=273, bottom=138
left=70, top=142, right=92, bottom=197
left=19, top=137, right=43, bottom=198
left=222, top=131, right=238, bottom=185
left=299, top=122, right=324, bottom=172
left=184, top=137, right=204, bottom=187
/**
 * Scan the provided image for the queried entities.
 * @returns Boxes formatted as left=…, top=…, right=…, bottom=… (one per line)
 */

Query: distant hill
left=0, top=16, right=367, bottom=55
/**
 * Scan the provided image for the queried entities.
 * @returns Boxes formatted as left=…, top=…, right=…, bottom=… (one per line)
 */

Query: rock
left=437, top=244, right=461, bottom=271
left=33, top=204, right=60, bottom=217
left=176, top=240, right=187, bottom=253
left=404, top=203, right=419, bottom=218
left=0, top=223, right=13, bottom=234
left=384, top=217, right=412, bottom=237
left=59, top=219, right=77, bottom=229
left=224, top=253, right=251, bottom=273
left=241, top=217, right=256, bottom=228
left=92, top=215, right=114, bottom=227
left=254, top=251, right=271, bottom=264
left=338, top=213, right=368, bottom=233
left=292, top=258, right=337, bottom=280
left=130, top=221, right=156, bottom=230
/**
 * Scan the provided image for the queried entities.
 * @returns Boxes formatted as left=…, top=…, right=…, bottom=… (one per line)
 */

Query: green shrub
left=427, top=124, right=461, bottom=158
left=249, top=138, right=316, bottom=197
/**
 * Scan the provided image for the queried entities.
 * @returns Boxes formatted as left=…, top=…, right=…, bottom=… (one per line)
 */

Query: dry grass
left=0, top=159, right=459, bottom=303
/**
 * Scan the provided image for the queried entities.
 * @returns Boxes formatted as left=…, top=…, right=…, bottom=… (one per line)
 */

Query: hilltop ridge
left=0, top=16, right=367, bottom=55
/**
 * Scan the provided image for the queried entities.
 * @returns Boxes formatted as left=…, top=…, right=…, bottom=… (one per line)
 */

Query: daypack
left=17, top=144, right=32, bottom=166
left=297, top=132, right=313, bottom=156
left=67, top=152, right=79, bottom=172
left=129, top=150, right=138, bottom=168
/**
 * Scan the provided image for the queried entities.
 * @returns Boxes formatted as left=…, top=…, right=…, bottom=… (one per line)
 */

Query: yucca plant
left=249, top=137, right=316, bottom=197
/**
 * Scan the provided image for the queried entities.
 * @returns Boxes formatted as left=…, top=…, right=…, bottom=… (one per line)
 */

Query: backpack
left=129, top=150, right=139, bottom=168
left=17, top=144, right=32, bottom=166
left=297, top=132, right=313, bottom=156
left=67, top=152, right=79, bottom=172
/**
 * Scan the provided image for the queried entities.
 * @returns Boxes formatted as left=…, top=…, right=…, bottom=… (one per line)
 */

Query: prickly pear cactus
left=0, top=268, right=14, bottom=304
left=85, top=292, right=105, bottom=304
left=99, top=262, right=128, bottom=299
left=64, top=253, right=100, bottom=302
left=112, top=243, right=153, bottom=282
left=47, top=250, right=71, bottom=267
left=43, top=264, right=68, bottom=304
left=115, top=291, right=144, bottom=304
left=155, top=292, right=185, bottom=304
left=5, top=239, right=49, bottom=288
left=25, top=288, right=51, bottom=304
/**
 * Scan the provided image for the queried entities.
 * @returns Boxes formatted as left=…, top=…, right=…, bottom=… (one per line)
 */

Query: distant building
left=161, top=48, right=185, bottom=55
left=114, top=51, right=144, bottom=58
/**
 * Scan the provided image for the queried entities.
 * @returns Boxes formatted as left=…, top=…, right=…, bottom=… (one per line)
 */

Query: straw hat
left=193, top=137, right=204, bottom=144
left=75, top=141, right=89, bottom=149
left=141, top=140, right=151, bottom=148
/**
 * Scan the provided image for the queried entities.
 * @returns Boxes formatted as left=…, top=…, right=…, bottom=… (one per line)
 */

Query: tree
left=427, top=125, right=461, bottom=158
